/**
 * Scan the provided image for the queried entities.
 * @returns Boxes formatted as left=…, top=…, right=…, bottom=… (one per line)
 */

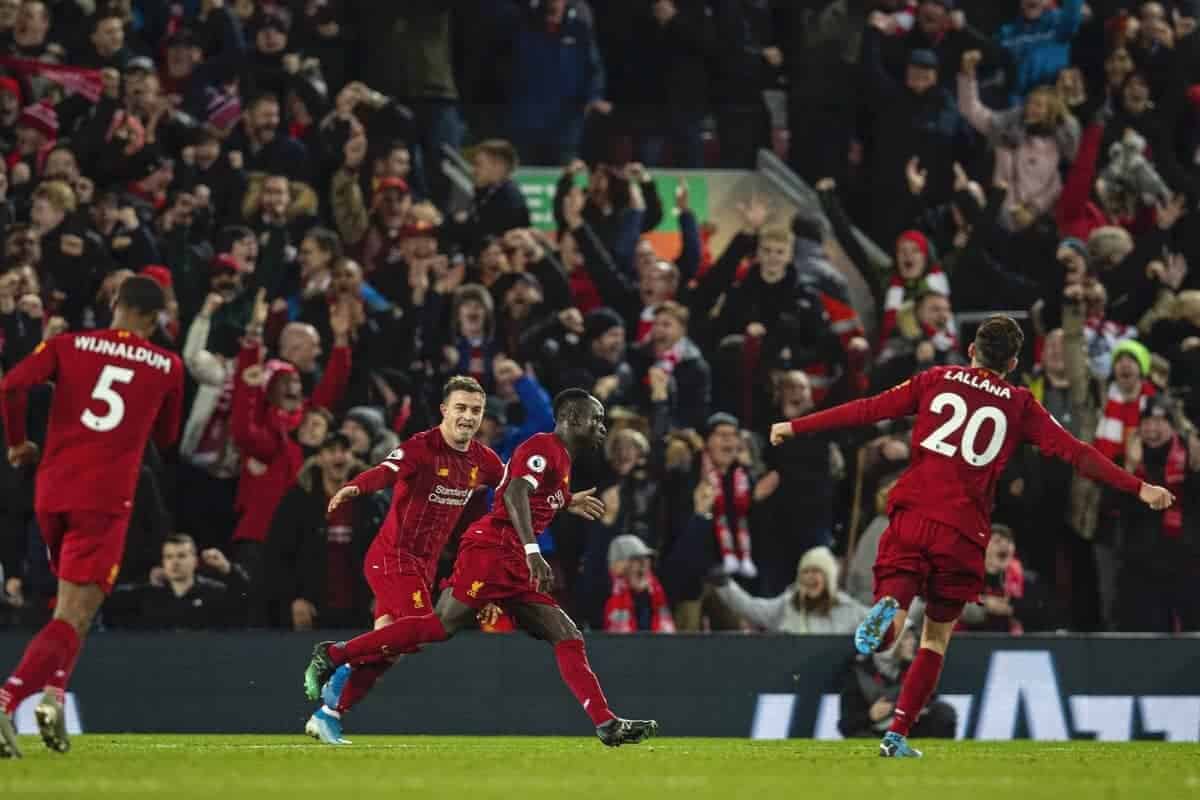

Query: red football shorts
left=448, top=534, right=558, bottom=610
left=363, top=541, right=435, bottom=622
left=37, top=509, right=131, bottom=595
left=873, top=507, right=985, bottom=622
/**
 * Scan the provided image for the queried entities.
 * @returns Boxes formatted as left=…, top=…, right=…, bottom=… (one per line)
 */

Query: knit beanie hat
left=896, top=229, right=930, bottom=259
left=1112, top=338, right=1151, bottom=376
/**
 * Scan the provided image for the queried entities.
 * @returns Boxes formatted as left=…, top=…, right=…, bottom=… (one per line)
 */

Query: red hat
left=373, top=176, right=409, bottom=205
left=17, top=102, right=58, bottom=140
left=211, top=252, right=247, bottom=274
left=896, top=229, right=930, bottom=259
left=0, top=77, right=20, bottom=103
left=140, top=265, right=173, bottom=289
left=264, top=358, right=298, bottom=389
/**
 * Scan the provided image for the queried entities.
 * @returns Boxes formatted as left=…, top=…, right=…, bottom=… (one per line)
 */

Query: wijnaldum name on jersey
left=73, top=335, right=173, bottom=374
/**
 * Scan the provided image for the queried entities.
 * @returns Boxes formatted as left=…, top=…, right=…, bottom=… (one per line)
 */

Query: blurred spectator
left=1116, top=394, right=1200, bottom=631
left=713, top=545, right=868, bottom=633
left=503, top=0, right=609, bottom=166
left=264, top=432, right=385, bottom=629
left=604, top=534, right=675, bottom=633
left=997, top=0, right=1085, bottom=103
left=628, top=301, right=711, bottom=431
left=753, top=371, right=839, bottom=596
left=449, top=139, right=531, bottom=255
left=958, top=524, right=1033, bottom=634
left=107, top=534, right=249, bottom=630
left=838, top=627, right=957, bottom=739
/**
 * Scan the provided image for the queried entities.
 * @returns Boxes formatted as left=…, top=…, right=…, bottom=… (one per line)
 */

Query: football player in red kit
left=302, top=389, right=658, bottom=746
left=0, top=276, right=184, bottom=757
left=771, top=316, right=1173, bottom=758
left=304, top=376, right=505, bottom=745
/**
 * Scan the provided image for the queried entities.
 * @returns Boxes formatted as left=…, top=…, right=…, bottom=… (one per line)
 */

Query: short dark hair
left=990, top=524, right=1015, bottom=543
left=305, top=406, right=334, bottom=429
left=164, top=533, right=196, bottom=550
left=553, top=388, right=597, bottom=422
left=973, top=315, right=1024, bottom=372
left=320, top=431, right=351, bottom=451
left=304, top=226, right=342, bottom=260
left=216, top=225, right=254, bottom=252
left=116, top=275, right=167, bottom=315
left=443, top=375, right=485, bottom=402
left=245, top=91, right=279, bottom=111
left=474, top=139, right=519, bottom=172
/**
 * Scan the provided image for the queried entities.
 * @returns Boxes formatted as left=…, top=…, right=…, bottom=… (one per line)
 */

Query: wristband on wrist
left=524, top=542, right=541, bottom=555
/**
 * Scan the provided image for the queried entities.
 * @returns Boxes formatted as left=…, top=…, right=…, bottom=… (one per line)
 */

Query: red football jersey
left=789, top=365, right=1142, bottom=547
left=0, top=329, right=184, bottom=514
left=350, top=427, right=504, bottom=584
left=468, top=432, right=574, bottom=550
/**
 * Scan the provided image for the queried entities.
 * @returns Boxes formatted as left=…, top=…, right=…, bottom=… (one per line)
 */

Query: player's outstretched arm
left=503, top=477, right=554, bottom=592
left=771, top=375, right=924, bottom=445
left=1023, top=399, right=1171, bottom=506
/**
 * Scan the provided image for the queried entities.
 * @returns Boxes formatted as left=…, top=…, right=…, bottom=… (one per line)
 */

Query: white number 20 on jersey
left=81, top=365, right=135, bottom=432
left=919, top=392, right=1007, bottom=466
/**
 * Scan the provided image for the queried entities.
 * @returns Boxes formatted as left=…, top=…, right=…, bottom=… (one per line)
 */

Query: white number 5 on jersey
left=919, top=391, right=1007, bottom=466
left=81, top=365, right=135, bottom=432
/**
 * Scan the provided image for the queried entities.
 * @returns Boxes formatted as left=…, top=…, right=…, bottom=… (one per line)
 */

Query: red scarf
left=604, top=574, right=675, bottom=633
left=1096, top=381, right=1155, bottom=462
left=706, top=456, right=752, bottom=562
left=1135, top=435, right=1187, bottom=538
left=192, top=370, right=236, bottom=467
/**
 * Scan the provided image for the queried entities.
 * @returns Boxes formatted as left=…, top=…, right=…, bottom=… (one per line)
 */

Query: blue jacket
left=997, top=0, right=1083, bottom=101
left=507, top=10, right=605, bottom=132
left=496, top=375, right=555, bottom=462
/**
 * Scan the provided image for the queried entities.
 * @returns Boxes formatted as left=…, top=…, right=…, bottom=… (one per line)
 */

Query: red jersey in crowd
left=0, top=329, right=183, bottom=514
left=350, top=426, right=504, bottom=585
left=467, top=432, right=573, bottom=550
left=789, top=365, right=1142, bottom=547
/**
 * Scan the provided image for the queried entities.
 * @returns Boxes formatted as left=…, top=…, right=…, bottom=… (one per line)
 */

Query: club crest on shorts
left=411, top=590, right=424, bottom=609
left=527, top=454, right=547, bottom=473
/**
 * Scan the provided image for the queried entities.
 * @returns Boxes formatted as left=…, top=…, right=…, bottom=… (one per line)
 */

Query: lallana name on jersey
left=74, top=336, right=173, bottom=374
left=943, top=369, right=1013, bottom=399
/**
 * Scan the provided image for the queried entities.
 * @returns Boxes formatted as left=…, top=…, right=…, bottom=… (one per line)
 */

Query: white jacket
left=715, top=581, right=868, bottom=635
left=179, top=314, right=240, bottom=478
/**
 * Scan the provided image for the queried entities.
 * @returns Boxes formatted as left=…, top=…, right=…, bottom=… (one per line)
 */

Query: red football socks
left=44, top=643, right=81, bottom=705
left=330, top=615, right=448, bottom=665
left=333, top=660, right=393, bottom=714
left=0, top=619, right=80, bottom=716
left=554, top=639, right=615, bottom=726
left=889, top=647, right=944, bottom=737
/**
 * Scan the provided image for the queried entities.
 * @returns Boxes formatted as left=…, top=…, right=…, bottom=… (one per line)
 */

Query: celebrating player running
left=771, top=315, right=1172, bottom=758
left=304, top=376, right=505, bottom=744
left=302, top=388, right=658, bottom=746
left=0, top=277, right=183, bottom=758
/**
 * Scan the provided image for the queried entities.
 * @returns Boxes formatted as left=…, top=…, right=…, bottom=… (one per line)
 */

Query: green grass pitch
left=0, top=736, right=1194, bottom=799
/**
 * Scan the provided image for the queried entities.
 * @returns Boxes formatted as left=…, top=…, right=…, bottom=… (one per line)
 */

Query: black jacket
left=264, top=458, right=387, bottom=628
left=108, top=570, right=250, bottom=630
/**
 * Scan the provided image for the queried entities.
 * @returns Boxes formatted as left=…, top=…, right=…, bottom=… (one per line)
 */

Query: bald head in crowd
left=280, top=322, right=321, bottom=373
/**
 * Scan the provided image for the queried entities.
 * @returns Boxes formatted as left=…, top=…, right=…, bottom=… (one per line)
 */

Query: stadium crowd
left=0, top=0, right=1197, bottom=641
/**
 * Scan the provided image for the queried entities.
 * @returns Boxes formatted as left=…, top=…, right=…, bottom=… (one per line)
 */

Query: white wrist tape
left=524, top=542, right=541, bottom=555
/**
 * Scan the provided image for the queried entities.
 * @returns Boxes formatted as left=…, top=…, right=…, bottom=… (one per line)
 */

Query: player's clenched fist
left=769, top=422, right=794, bottom=446
left=7, top=441, right=38, bottom=467
left=1139, top=483, right=1175, bottom=511
left=328, top=484, right=360, bottom=514
left=567, top=487, right=605, bottom=520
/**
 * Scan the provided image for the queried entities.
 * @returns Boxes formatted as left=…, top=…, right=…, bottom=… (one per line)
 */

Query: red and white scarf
left=605, top=574, right=675, bottom=633
left=705, top=456, right=752, bottom=562
left=1095, top=381, right=1155, bottom=462
left=1135, top=435, right=1187, bottom=538
left=192, top=371, right=236, bottom=468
